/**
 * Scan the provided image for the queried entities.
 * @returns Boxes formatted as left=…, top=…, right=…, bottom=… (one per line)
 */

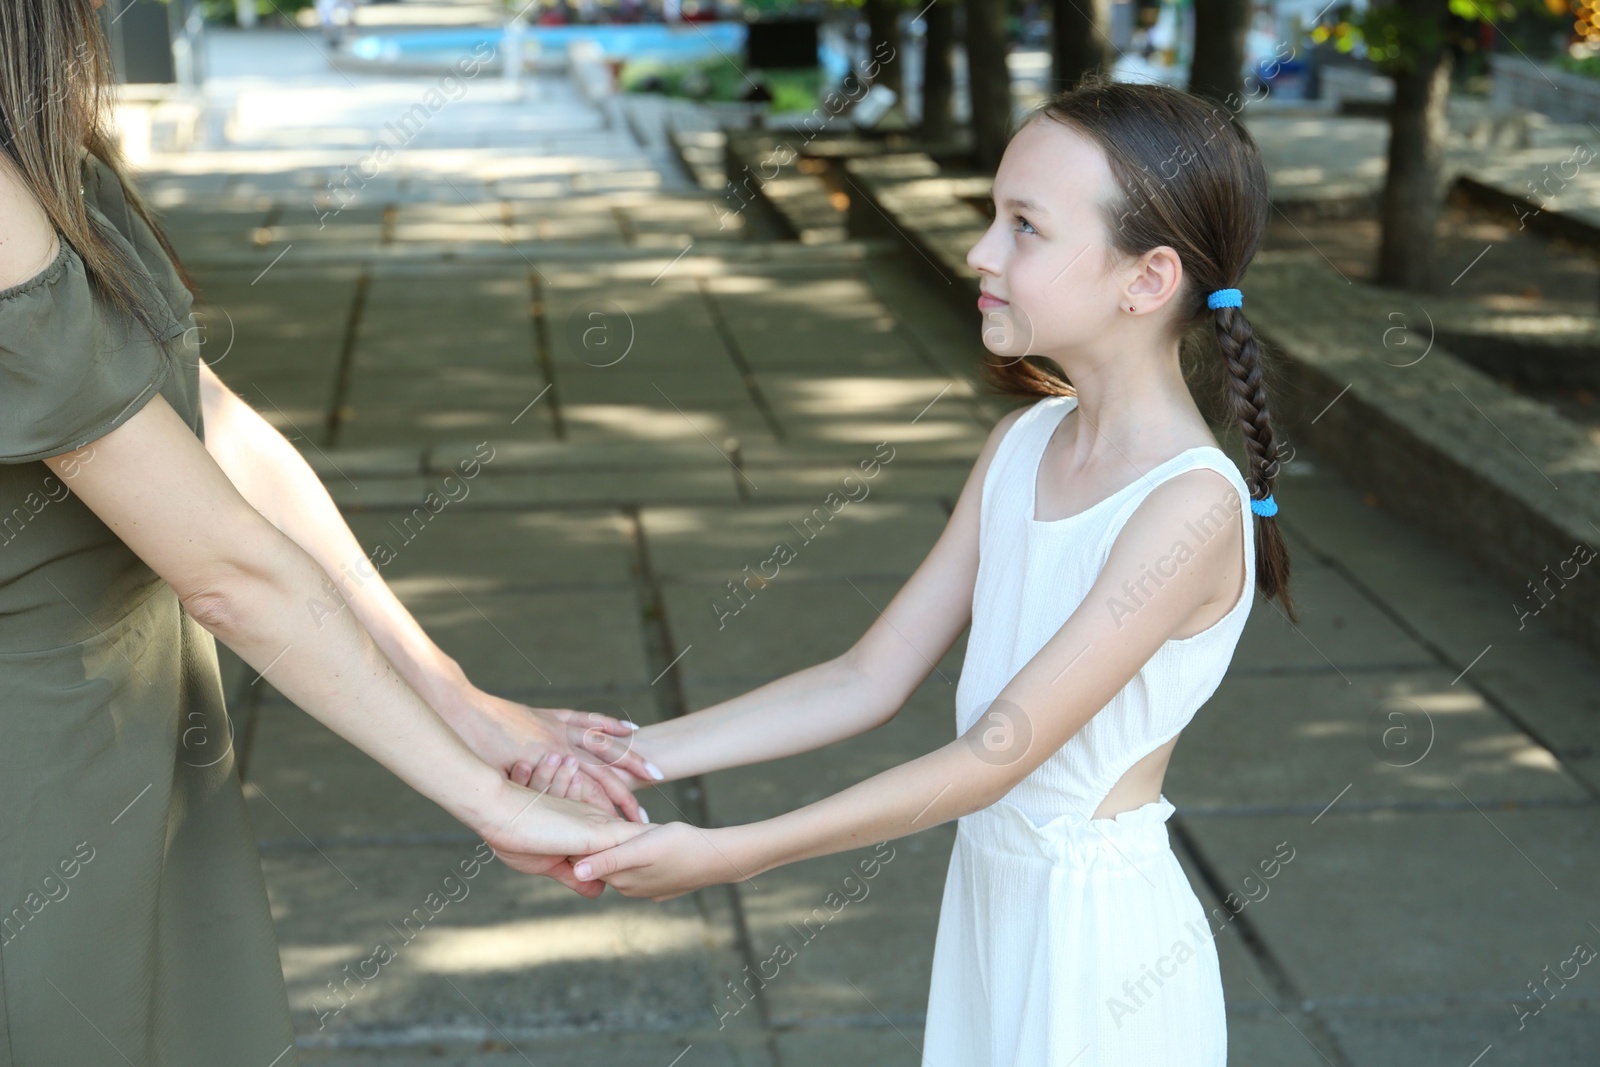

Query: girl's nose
left=966, top=220, right=1002, bottom=277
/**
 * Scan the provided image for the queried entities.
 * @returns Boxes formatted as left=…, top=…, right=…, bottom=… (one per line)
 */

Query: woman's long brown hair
left=0, top=0, right=193, bottom=340
left=986, top=77, right=1295, bottom=619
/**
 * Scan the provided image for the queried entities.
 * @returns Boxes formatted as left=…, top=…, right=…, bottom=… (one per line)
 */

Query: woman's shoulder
left=0, top=159, right=179, bottom=465
left=0, top=159, right=64, bottom=295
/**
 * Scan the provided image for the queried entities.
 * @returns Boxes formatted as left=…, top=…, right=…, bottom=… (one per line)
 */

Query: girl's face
left=966, top=117, right=1141, bottom=364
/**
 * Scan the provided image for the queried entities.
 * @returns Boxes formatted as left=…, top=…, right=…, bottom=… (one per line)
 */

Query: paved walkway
left=131, top=22, right=1600, bottom=1066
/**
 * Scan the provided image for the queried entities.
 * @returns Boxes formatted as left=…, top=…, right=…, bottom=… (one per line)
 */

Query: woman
left=0, top=4, right=649, bottom=1063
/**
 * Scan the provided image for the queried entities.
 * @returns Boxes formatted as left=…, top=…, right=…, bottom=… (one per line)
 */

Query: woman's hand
left=471, top=777, right=653, bottom=897
left=447, top=687, right=666, bottom=821
left=571, top=823, right=755, bottom=901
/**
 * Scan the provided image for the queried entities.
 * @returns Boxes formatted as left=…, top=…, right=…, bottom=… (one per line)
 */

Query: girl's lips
left=978, top=294, right=1008, bottom=309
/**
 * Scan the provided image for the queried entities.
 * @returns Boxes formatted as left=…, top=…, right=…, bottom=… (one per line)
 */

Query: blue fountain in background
left=343, top=22, right=850, bottom=82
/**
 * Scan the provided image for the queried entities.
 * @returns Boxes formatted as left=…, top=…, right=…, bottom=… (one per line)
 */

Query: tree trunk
left=920, top=0, right=956, bottom=142
left=1051, top=0, right=1113, bottom=90
left=1376, top=1, right=1454, bottom=292
left=965, top=0, right=1011, bottom=171
left=1188, top=0, right=1250, bottom=107
left=864, top=0, right=905, bottom=98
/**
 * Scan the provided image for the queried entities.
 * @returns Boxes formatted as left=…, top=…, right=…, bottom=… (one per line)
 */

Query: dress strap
left=1094, top=447, right=1256, bottom=582
left=981, top=395, right=1076, bottom=520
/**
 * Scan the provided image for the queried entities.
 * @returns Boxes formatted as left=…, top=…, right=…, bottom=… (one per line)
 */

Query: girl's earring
left=1128, top=304, right=1136, bottom=312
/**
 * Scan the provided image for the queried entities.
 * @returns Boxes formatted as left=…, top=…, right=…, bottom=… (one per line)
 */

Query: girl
left=560, top=79, right=1297, bottom=1065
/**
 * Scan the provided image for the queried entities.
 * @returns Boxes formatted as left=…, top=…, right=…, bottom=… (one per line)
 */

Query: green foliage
left=743, top=0, right=833, bottom=13
left=199, top=0, right=316, bottom=22
left=1310, top=0, right=1561, bottom=75
left=1552, top=51, right=1600, bottom=77
left=620, top=58, right=821, bottom=111
left=791, top=0, right=925, bottom=10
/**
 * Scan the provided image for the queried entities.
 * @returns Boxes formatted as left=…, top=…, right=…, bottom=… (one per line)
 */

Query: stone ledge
left=723, top=132, right=848, bottom=245
left=665, top=128, right=725, bottom=192
left=842, top=154, right=990, bottom=292
left=1245, top=251, right=1600, bottom=656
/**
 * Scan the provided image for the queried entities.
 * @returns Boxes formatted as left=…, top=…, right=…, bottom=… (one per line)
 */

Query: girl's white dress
left=922, top=395, right=1255, bottom=1066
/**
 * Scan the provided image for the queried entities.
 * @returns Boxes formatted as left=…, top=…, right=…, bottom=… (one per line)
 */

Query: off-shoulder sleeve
left=0, top=240, right=174, bottom=464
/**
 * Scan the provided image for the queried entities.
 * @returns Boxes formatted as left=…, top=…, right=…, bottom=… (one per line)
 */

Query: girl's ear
left=1125, top=245, right=1184, bottom=310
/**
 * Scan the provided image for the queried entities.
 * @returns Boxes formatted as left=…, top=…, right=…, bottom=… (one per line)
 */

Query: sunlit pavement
left=128, top=18, right=1600, bottom=1066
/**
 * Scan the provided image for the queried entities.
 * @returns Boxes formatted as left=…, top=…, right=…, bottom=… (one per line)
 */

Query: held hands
left=521, top=734, right=752, bottom=900
left=448, top=686, right=667, bottom=821
left=572, top=823, right=751, bottom=902
left=473, top=776, right=652, bottom=897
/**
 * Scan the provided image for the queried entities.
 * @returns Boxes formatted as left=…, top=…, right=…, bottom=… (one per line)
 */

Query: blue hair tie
left=1250, top=494, right=1278, bottom=517
left=1208, top=287, right=1242, bottom=309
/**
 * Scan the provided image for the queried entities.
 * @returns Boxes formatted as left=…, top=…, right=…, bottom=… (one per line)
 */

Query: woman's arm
left=195, top=361, right=655, bottom=816
left=626, top=408, right=1028, bottom=782
left=47, top=393, right=646, bottom=893
left=573, top=467, right=1247, bottom=897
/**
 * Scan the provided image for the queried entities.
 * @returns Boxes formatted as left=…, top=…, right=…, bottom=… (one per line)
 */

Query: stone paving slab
left=663, top=579, right=967, bottom=688
left=1227, top=556, right=1437, bottom=675
left=193, top=272, right=360, bottom=376
left=1182, top=807, right=1600, bottom=1002
left=340, top=508, right=636, bottom=589
left=336, top=407, right=558, bottom=450
left=553, top=369, right=755, bottom=406
left=640, top=502, right=950, bottom=582
left=244, top=709, right=473, bottom=842
left=559, top=403, right=777, bottom=447
left=1320, top=1001, right=1600, bottom=1067
left=1165, top=670, right=1583, bottom=813
left=1277, top=464, right=1600, bottom=770
left=682, top=683, right=953, bottom=1028
left=263, top=842, right=743, bottom=1038
left=301, top=1036, right=771, bottom=1067
left=426, top=439, right=731, bottom=473
left=344, top=369, right=547, bottom=409
left=441, top=469, right=743, bottom=507
left=408, top=587, right=653, bottom=690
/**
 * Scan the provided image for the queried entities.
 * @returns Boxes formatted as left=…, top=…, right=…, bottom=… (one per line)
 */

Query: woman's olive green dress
left=0, top=153, right=299, bottom=1065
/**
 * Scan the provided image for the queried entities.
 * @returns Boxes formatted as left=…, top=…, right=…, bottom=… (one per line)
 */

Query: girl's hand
left=572, top=823, right=753, bottom=901
left=519, top=752, right=652, bottom=824
left=448, top=687, right=666, bottom=820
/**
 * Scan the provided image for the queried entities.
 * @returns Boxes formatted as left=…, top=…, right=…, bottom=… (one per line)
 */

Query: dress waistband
left=959, top=796, right=1176, bottom=868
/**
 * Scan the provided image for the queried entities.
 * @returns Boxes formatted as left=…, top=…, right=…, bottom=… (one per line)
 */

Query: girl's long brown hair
left=0, top=0, right=193, bottom=340
left=987, top=77, right=1295, bottom=619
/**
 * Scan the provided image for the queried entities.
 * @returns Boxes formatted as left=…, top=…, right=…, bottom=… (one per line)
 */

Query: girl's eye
left=1013, top=216, right=1037, bottom=235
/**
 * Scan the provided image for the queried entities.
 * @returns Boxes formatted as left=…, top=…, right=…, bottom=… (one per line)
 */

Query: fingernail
left=640, top=807, right=651, bottom=823
left=623, top=720, right=641, bottom=732
left=545, top=753, right=560, bottom=767
left=575, top=863, right=591, bottom=879
left=564, top=756, right=577, bottom=767
left=647, top=762, right=665, bottom=781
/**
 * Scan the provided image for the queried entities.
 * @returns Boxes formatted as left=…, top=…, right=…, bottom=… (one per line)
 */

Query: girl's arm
left=48, top=394, right=647, bottom=894
left=624, top=408, right=1030, bottom=783
left=194, top=360, right=653, bottom=817
left=573, top=467, right=1248, bottom=897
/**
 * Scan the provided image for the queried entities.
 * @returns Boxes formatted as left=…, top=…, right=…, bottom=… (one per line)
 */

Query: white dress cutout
left=921, top=395, right=1255, bottom=1066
